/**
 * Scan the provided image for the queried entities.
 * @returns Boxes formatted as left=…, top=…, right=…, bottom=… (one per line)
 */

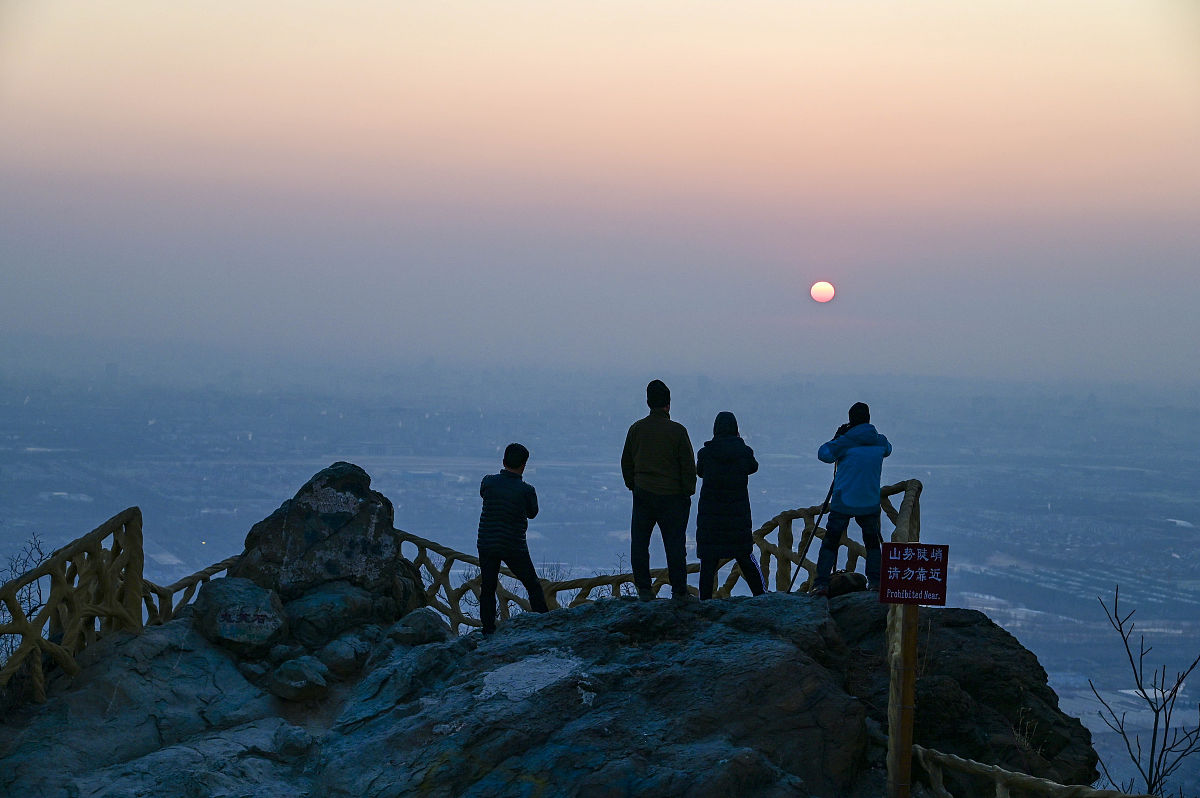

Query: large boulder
left=193, top=576, right=288, bottom=656
left=267, top=655, right=332, bottom=701
left=229, top=462, right=424, bottom=609
left=385, top=606, right=454, bottom=648
left=284, top=580, right=393, bottom=649
left=317, top=632, right=377, bottom=678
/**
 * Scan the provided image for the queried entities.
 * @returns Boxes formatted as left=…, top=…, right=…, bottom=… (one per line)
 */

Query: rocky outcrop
left=176, top=463, right=427, bottom=704
left=315, top=594, right=867, bottom=798
left=184, top=463, right=429, bottom=702
left=831, top=596, right=1099, bottom=795
left=0, top=616, right=279, bottom=796
left=0, top=592, right=1097, bottom=798
left=229, top=461, right=424, bottom=611
left=0, top=463, right=1098, bottom=796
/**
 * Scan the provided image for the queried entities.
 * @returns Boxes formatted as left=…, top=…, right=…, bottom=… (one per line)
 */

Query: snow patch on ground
left=478, top=651, right=583, bottom=701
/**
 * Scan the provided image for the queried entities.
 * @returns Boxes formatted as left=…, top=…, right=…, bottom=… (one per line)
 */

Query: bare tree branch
left=1, top=531, right=50, bottom=662
left=1092, top=585, right=1200, bottom=797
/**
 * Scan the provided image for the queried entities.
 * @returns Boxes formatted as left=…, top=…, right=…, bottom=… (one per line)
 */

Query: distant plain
left=2, top=368, right=1197, bottom=792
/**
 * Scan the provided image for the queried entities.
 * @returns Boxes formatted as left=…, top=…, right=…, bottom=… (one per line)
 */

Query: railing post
left=776, top=518, right=793, bottom=591
left=115, top=508, right=146, bottom=634
left=888, top=602, right=919, bottom=798
left=887, top=480, right=923, bottom=798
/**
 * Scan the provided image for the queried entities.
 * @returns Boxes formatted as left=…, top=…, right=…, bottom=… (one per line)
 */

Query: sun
left=810, top=281, right=835, bottom=303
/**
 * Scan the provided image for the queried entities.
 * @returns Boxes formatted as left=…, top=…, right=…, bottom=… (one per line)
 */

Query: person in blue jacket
left=811, top=402, right=892, bottom=596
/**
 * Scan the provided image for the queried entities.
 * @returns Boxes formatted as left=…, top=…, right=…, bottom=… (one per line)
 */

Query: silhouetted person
left=696, top=411, right=767, bottom=600
left=811, top=402, right=892, bottom=597
left=477, top=443, right=548, bottom=634
left=621, top=380, right=696, bottom=600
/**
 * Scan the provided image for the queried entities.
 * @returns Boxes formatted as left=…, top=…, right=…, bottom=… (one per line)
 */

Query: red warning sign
left=878, top=542, right=949, bottom=606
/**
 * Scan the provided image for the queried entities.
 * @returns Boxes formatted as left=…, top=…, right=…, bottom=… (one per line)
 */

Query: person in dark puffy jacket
left=811, top=402, right=892, bottom=596
left=477, top=443, right=548, bottom=635
left=695, top=411, right=766, bottom=600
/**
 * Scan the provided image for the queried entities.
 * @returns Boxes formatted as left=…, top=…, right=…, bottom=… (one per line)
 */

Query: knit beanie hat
left=848, top=402, right=870, bottom=425
left=646, top=380, right=671, bottom=409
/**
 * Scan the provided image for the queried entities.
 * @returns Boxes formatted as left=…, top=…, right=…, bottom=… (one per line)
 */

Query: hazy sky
left=2, top=1, right=1198, bottom=382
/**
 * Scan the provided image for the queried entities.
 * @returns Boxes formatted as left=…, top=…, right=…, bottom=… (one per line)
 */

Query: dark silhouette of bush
left=0, top=530, right=49, bottom=663
left=1090, top=586, right=1200, bottom=797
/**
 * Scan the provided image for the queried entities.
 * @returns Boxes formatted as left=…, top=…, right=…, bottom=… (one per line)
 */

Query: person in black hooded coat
left=695, top=411, right=767, bottom=600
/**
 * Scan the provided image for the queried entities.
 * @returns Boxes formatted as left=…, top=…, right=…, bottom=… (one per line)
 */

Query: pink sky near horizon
left=5, top=2, right=1198, bottom=210
left=1, top=1, right=1198, bottom=381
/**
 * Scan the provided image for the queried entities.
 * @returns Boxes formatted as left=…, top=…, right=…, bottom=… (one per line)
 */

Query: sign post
left=880, top=542, right=949, bottom=798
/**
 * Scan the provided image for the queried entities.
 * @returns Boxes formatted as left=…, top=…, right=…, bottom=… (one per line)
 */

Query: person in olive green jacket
left=621, top=379, right=697, bottom=601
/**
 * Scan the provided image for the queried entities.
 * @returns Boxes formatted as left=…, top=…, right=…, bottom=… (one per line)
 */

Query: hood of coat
left=702, top=432, right=748, bottom=462
left=841, top=423, right=884, bottom=447
left=712, top=411, right=739, bottom=438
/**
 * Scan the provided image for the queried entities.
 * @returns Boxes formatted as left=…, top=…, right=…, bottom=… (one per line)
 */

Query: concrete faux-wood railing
left=0, top=479, right=1147, bottom=798
left=0, top=508, right=241, bottom=703
left=408, top=479, right=920, bottom=634
left=0, top=507, right=146, bottom=703
left=0, top=481, right=917, bottom=699
left=913, top=745, right=1152, bottom=798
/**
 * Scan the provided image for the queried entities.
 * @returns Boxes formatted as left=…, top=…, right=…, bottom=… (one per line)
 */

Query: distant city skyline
left=2, top=1, right=1198, bottom=383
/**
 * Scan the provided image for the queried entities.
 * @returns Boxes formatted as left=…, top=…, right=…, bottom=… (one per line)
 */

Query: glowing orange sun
left=810, top=281, right=836, bottom=303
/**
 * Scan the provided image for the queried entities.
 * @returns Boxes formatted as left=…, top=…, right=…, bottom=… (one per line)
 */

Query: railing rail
left=142, top=555, right=241, bottom=626
left=913, top=745, right=1153, bottom=798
